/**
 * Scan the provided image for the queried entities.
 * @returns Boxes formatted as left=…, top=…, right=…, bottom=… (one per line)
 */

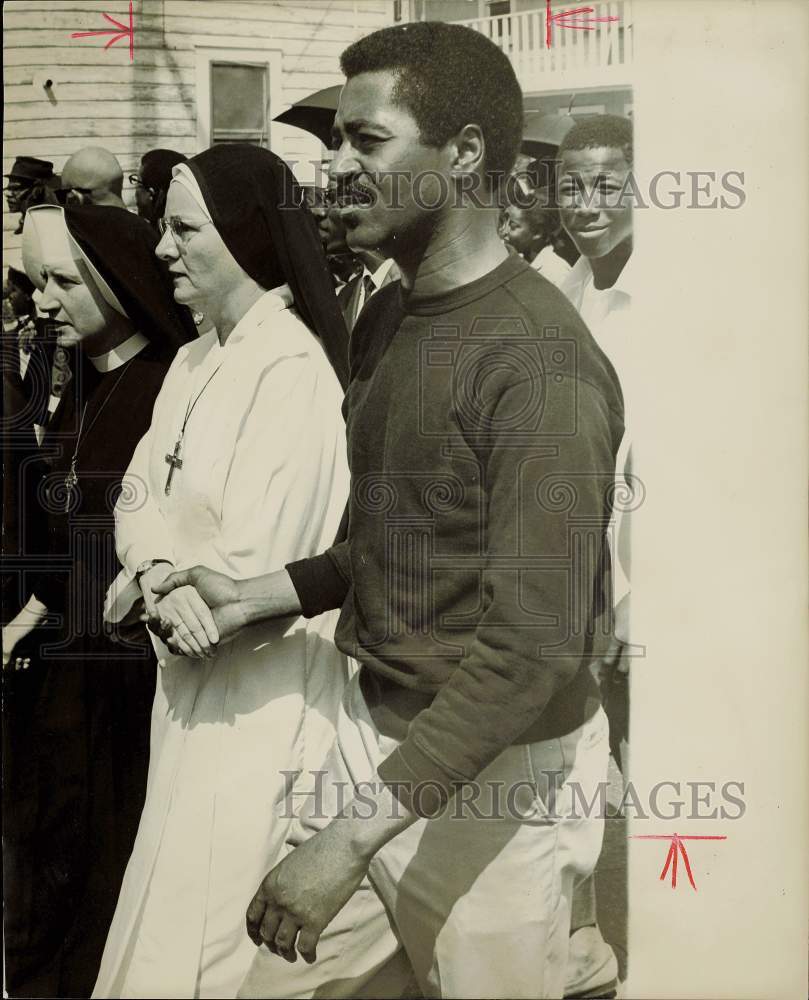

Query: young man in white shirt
left=558, top=115, right=634, bottom=375
left=557, top=113, right=635, bottom=999
left=558, top=114, right=635, bottom=683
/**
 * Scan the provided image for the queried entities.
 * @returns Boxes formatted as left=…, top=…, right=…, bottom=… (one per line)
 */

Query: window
left=560, top=104, right=606, bottom=120
left=210, top=62, right=268, bottom=146
left=194, top=41, right=281, bottom=152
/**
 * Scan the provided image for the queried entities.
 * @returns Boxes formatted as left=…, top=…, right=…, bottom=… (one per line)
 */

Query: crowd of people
left=2, top=19, right=634, bottom=1000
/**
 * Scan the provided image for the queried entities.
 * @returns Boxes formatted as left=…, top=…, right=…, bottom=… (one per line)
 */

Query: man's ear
left=449, top=123, right=486, bottom=180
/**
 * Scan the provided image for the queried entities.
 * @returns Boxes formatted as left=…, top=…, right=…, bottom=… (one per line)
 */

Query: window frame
left=193, top=39, right=282, bottom=152
left=559, top=104, right=607, bottom=119
left=209, top=61, right=269, bottom=145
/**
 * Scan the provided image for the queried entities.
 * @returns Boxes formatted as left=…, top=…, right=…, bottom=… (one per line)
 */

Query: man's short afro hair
left=340, top=21, right=524, bottom=181
left=558, top=114, right=633, bottom=166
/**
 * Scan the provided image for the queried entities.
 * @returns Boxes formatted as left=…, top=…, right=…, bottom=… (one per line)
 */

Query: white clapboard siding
left=2, top=0, right=391, bottom=268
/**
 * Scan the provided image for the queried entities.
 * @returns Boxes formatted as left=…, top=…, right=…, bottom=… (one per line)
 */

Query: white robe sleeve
left=211, top=349, right=348, bottom=580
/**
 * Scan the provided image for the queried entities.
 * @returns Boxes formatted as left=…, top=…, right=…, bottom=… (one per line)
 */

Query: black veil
left=183, top=144, right=349, bottom=387
left=64, top=204, right=196, bottom=359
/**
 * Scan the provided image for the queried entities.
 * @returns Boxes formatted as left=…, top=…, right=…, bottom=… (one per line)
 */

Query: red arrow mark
left=71, top=1, right=134, bottom=62
left=545, top=2, right=621, bottom=49
left=632, top=833, right=728, bottom=890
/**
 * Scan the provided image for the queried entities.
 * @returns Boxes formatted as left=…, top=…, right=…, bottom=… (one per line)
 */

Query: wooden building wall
left=3, top=0, right=391, bottom=268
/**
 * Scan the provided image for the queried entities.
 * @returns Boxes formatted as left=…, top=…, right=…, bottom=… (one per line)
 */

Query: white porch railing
left=455, top=1, right=633, bottom=93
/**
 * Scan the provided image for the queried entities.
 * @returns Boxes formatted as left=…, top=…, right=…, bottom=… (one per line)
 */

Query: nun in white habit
left=94, top=146, right=352, bottom=999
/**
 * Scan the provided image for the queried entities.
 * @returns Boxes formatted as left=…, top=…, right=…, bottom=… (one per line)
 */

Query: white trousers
left=239, top=676, right=609, bottom=1000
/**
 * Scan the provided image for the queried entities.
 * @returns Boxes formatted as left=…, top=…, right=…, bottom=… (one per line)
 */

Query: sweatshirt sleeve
left=377, top=374, right=619, bottom=816
left=286, top=540, right=351, bottom=619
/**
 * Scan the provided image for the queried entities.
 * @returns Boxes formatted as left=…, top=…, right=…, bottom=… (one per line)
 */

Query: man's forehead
left=560, top=146, right=630, bottom=174
left=334, top=71, right=401, bottom=127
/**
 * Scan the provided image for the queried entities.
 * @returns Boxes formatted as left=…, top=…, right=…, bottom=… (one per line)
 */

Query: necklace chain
left=62, top=359, right=136, bottom=513
left=164, top=362, right=224, bottom=496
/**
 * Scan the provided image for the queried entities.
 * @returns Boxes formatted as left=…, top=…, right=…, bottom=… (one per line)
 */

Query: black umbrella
left=521, top=112, right=577, bottom=159
left=273, top=85, right=342, bottom=146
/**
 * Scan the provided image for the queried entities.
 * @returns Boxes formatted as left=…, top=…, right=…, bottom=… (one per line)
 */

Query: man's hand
left=153, top=566, right=303, bottom=655
left=245, top=779, right=417, bottom=963
left=245, top=822, right=370, bottom=964
left=154, top=565, right=240, bottom=610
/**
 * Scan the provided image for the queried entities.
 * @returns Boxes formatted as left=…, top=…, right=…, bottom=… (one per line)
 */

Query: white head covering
left=22, top=205, right=74, bottom=292
left=169, top=163, right=213, bottom=221
left=22, top=203, right=126, bottom=315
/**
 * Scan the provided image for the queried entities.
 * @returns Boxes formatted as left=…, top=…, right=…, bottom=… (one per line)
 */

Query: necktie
left=349, top=272, right=376, bottom=331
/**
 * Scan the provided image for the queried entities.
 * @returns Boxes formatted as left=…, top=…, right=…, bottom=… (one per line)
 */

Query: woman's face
left=37, top=256, right=118, bottom=349
left=156, top=182, right=245, bottom=313
left=502, top=206, right=536, bottom=256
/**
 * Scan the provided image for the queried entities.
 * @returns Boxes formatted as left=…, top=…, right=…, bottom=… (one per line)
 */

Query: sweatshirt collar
left=401, top=253, right=528, bottom=316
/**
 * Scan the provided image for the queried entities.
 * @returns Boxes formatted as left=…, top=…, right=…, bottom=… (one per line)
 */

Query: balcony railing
left=455, top=1, right=633, bottom=92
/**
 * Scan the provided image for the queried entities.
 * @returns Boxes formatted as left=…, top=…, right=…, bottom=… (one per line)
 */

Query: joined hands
left=145, top=565, right=246, bottom=658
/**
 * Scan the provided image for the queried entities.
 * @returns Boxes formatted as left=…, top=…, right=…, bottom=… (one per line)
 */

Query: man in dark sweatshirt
left=157, top=22, right=624, bottom=999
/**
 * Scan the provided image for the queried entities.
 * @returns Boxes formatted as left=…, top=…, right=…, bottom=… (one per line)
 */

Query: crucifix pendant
left=64, top=460, right=78, bottom=513
left=164, top=437, right=184, bottom=495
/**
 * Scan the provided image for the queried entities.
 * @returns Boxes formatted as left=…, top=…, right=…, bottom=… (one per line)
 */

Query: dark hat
left=7, top=266, right=36, bottom=298
left=5, top=156, right=55, bottom=182
left=140, top=149, right=187, bottom=194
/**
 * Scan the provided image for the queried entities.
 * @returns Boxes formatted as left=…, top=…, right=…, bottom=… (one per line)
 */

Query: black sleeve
left=285, top=541, right=351, bottom=619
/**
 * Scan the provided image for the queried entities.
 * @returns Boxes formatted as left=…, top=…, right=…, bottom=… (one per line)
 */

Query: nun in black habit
left=2, top=203, right=195, bottom=998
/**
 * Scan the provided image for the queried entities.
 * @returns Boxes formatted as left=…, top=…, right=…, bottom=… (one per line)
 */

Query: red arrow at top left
left=70, top=1, right=134, bottom=62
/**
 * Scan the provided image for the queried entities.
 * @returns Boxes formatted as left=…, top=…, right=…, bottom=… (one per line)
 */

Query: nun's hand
left=162, top=603, right=247, bottom=656
left=139, top=562, right=173, bottom=620
left=152, top=585, right=219, bottom=658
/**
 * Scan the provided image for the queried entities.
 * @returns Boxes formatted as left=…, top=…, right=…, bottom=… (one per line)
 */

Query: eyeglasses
left=157, top=216, right=214, bottom=247
left=54, top=186, right=94, bottom=206
left=128, top=174, right=153, bottom=191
